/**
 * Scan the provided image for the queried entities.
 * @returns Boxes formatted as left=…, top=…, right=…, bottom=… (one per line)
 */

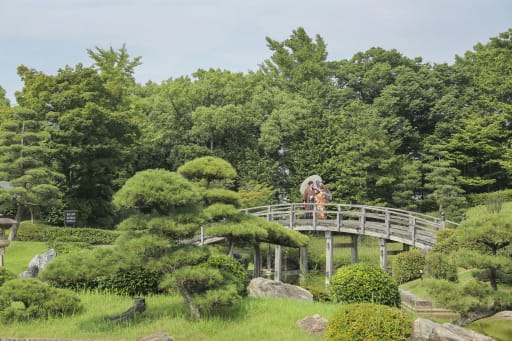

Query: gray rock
left=18, top=248, right=56, bottom=278
left=411, top=318, right=437, bottom=340
left=491, top=310, right=512, bottom=319
left=411, top=317, right=495, bottom=341
left=296, top=314, right=327, bottom=336
left=248, top=277, right=313, bottom=301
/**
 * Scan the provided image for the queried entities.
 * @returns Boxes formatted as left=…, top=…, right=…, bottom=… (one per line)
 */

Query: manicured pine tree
left=0, top=107, right=62, bottom=240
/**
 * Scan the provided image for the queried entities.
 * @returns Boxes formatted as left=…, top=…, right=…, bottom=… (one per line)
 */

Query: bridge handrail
left=242, top=203, right=458, bottom=228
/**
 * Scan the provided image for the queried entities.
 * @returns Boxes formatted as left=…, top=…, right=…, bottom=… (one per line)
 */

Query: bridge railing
left=242, top=203, right=458, bottom=250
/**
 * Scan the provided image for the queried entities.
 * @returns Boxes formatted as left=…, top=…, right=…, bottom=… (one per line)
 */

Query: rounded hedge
left=0, top=278, right=82, bottom=323
left=329, top=263, right=401, bottom=307
left=392, top=249, right=426, bottom=284
left=325, top=303, right=412, bottom=341
left=431, top=228, right=458, bottom=254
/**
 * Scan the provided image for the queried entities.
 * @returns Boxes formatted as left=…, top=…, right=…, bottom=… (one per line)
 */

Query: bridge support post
left=299, top=246, right=308, bottom=279
left=254, top=243, right=261, bottom=278
left=325, top=231, right=333, bottom=286
left=379, top=238, right=387, bottom=271
left=351, top=235, right=358, bottom=264
left=274, top=244, right=282, bottom=281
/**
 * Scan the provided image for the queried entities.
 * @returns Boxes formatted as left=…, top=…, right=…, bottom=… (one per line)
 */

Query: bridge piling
left=274, top=244, right=282, bottom=281
left=325, top=231, right=333, bottom=286
left=299, top=246, right=308, bottom=279
left=351, top=235, right=358, bottom=264
left=379, top=238, right=388, bottom=271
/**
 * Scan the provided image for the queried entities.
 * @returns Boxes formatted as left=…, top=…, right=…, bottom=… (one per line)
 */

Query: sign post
left=64, top=210, right=78, bottom=227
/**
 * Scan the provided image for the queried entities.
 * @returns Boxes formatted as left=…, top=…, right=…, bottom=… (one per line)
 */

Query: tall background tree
left=15, top=46, right=141, bottom=226
left=0, top=107, right=62, bottom=240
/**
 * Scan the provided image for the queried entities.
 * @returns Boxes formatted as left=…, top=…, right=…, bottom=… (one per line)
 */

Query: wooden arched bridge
left=201, top=203, right=459, bottom=285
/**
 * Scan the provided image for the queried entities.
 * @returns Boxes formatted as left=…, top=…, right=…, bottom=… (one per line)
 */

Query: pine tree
left=0, top=107, right=62, bottom=240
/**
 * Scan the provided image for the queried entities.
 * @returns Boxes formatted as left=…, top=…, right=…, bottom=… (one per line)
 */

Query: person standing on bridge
left=315, top=184, right=330, bottom=219
left=302, top=181, right=317, bottom=219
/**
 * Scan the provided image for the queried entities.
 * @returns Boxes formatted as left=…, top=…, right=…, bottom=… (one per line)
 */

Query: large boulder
left=18, top=248, right=56, bottom=278
left=248, top=277, right=313, bottom=301
left=411, top=318, right=495, bottom=341
left=492, top=311, right=512, bottom=319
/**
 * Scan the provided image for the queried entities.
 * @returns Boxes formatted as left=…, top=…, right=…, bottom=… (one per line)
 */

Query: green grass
left=3, top=240, right=48, bottom=274
left=467, top=316, right=512, bottom=341
left=400, top=268, right=479, bottom=302
left=0, top=291, right=339, bottom=340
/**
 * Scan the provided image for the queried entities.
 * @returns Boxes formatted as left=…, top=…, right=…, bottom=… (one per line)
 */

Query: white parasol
left=300, top=175, right=322, bottom=195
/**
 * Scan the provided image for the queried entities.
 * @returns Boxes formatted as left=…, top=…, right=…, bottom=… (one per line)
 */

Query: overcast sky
left=1, top=0, right=511, bottom=104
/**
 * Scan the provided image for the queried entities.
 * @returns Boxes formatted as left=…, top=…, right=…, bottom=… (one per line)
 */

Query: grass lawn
left=466, top=315, right=512, bottom=341
left=3, top=240, right=48, bottom=274
left=0, top=291, right=339, bottom=341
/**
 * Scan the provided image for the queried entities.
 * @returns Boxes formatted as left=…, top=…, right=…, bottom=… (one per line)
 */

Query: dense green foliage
left=419, top=202, right=512, bottom=315
left=329, top=263, right=401, bottom=307
left=424, top=252, right=458, bottom=282
left=15, top=222, right=120, bottom=245
left=0, top=107, right=63, bottom=239
left=456, top=211, right=512, bottom=291
left=0, top=278, right=82, bottom=323
left=392, top=249, right=426, bottom=284
left=325, top=303, right=412, bottom=341
left=424, top=228, right=459, bottom=281
left=1, top=28, right=511, bottom=227
left=111, top=161, right=290, bottom=319
left=205, top=254, right=250, bottom=297
left=0, top=268, right=16, bottom=286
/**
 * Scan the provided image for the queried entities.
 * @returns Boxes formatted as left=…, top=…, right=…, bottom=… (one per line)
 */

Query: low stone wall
left=400, top=289, right=460, bottom=321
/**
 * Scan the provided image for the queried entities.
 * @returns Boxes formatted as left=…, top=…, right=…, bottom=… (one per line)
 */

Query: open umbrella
left=300, top=175, right=322, bottom=195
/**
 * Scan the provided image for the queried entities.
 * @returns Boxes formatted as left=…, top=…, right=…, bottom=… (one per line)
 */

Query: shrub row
left=15, top=222, right=121, bottom=245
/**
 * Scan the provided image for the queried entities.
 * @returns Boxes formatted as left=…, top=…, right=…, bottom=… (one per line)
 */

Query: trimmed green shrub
left=16, top=222, right=121, bottom=245
left=0, top=267, right=16, bottom=286
left=329, top=263, right=401, bottom=307
left=0, top=278, right=82, bottom=323
left=431, top=228, right=458, bottom=254
left=40, top=248, right=119, bottom=290
left=205, top=254, right=249, bottom=297
left=47, top=241, right=93, bottom=254
left=325, top=303, right=412, bottom=341
left=303, top=286, right=331, bottom=302
left=392, top=249, right=426, bottom=284
left=50, top=228, right=121, bottom=245
left=14, top=222, right=51, bottom=241
left=97, top=267, right=163, bottom=296
left=424, top=252, right=458, bottom=282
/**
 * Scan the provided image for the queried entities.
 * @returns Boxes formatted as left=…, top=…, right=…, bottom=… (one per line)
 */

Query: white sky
left=1, top=0, right=511, bottom=104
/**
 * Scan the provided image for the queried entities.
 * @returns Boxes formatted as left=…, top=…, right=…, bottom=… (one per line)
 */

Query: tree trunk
left=228, top=239, right=234, bottom=257
left=29, top=207, right=34, bottom=224
left=179, top=284, right=201, bottom=320
left=490, top=267, right=498, bottom=291
left=8, top=205, right=22, bottom=241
